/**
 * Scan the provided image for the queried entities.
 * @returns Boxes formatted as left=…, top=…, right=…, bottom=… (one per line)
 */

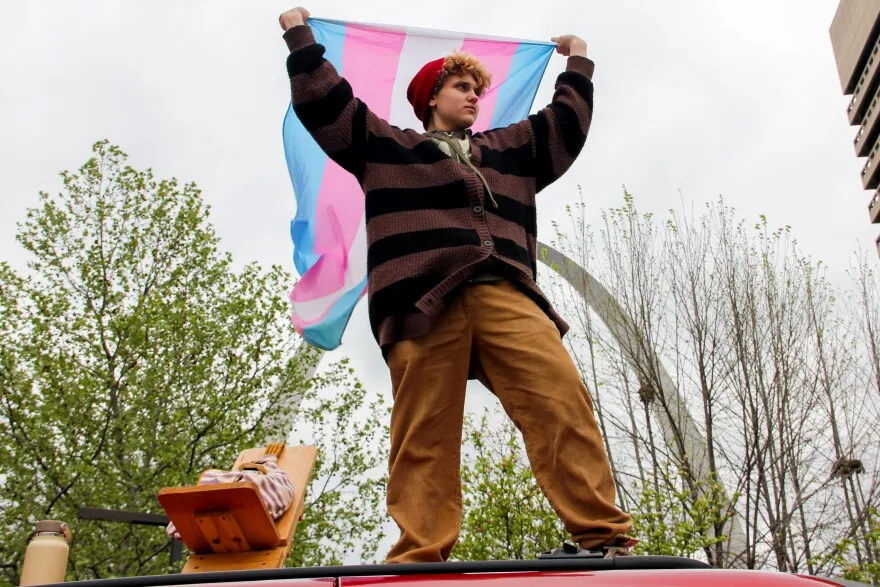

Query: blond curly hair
left=433, top=51, right=493, bottom=96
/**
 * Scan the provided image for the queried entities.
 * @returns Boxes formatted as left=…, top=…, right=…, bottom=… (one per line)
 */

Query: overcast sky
left=0, top=0, right=873, bottom=558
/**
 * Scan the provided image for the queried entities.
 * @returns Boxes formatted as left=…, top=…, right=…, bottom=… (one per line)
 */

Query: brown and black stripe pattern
left=284, top=26, right=595, bottom=351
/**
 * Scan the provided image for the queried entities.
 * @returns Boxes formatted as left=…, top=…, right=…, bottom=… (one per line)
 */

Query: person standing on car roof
left=278, top=6, right=636, bottom=563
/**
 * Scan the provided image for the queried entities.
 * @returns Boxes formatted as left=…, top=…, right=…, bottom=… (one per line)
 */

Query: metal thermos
left=19, top=520, right=71, bottom=586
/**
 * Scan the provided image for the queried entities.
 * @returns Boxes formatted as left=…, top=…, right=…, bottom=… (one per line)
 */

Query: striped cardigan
left=284, top=25, right=595, bottom=352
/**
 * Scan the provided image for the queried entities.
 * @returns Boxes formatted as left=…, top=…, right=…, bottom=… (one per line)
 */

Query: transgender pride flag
left=282, top=18, right=555, bottom=350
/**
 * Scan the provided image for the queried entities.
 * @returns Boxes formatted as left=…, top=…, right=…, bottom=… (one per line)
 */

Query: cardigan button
left=473, top=206, right=483, bottom=214
left=483, top=240, right=493, bottom=248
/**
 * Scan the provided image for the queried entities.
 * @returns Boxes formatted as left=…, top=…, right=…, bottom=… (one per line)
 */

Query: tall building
left=830, top=0, right=880, bottom=255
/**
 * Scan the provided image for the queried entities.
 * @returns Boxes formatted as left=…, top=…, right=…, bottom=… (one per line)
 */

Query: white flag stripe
left=318, top=18, right=554, bottom=46
left=389, top=32, right=464, bottom=129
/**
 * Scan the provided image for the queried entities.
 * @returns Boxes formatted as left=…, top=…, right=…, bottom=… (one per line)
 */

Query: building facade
left=830, top=0, right=880, bottom=255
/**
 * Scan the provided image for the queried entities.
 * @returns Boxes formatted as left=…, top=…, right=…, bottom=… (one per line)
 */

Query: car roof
left=37, top=557, right=862, bottom=587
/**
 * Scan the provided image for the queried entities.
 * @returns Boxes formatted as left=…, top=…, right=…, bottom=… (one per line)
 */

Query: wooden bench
left=158, top=444, right=318, bottom=573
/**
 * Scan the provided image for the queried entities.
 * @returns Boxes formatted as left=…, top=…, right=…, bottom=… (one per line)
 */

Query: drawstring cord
left=426, top=131, right=498, bottom=208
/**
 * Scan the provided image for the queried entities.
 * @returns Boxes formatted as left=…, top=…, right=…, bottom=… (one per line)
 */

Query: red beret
left=407, top=57, right=445, bottom=128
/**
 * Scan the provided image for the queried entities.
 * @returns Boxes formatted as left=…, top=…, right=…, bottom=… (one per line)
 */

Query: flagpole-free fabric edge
left=311, top=17, right=557, bottom=47
left=297, top=277, right=369, bottom=349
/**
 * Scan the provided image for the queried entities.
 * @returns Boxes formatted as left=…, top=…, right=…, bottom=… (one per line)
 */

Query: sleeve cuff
left=283, top=24, right=316, bottom=52
left=566, top=55, right=595, bottom=80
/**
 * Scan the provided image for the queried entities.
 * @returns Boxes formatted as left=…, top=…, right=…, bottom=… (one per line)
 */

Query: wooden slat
left=182, top=548, right=286, bottom=573
left=196, top=511, right=251, bottom=553
left=158, top=482, right=278, bottom=553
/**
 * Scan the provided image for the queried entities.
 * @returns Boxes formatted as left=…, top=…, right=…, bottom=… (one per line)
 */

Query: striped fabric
left=282, top=19, right=556, bottom=350
left=283, top=23, right=595, bottom=353
left=165, top=456, right=294, bottom=539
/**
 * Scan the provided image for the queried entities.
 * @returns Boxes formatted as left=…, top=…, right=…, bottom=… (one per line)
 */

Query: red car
left=40, top=555, right=867, bottom=587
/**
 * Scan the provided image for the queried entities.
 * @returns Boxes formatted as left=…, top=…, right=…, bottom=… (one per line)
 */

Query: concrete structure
left=830, top=0, right=880, bottom=255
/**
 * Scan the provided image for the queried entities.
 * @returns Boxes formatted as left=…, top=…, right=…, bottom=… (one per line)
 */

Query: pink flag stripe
left=303, top=24, right=406, bottom=300
left=314, top=23, right=405, bottom=252
left=459, top=38, right=520, bottom=133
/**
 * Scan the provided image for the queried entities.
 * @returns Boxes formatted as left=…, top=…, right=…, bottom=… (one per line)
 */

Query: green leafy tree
left=628, top=464, right=730, bottom=558
left=0, top=141, right=387, bottom=583
left=813, top=509, right=880, bottom=584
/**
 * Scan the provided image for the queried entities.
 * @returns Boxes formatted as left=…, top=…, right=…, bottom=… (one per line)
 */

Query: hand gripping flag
left=282, top=18, right=555, bottom=350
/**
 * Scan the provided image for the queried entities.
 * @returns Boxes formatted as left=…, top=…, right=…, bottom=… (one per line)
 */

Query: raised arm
left=280, top=7, right=393, bottom=184
left=484, top=34, right=594, bottom=193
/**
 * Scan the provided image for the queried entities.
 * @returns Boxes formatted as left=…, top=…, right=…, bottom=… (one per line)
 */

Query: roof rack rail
left=42, top=556, right=713, bottom=587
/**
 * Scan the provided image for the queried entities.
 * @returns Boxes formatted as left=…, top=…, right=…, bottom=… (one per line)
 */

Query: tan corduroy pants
left=384, top=280, right=632, bottom=563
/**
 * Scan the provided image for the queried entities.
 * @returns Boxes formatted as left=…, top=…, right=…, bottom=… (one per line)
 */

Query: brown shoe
left=600, top=535, right=639, bottom=558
